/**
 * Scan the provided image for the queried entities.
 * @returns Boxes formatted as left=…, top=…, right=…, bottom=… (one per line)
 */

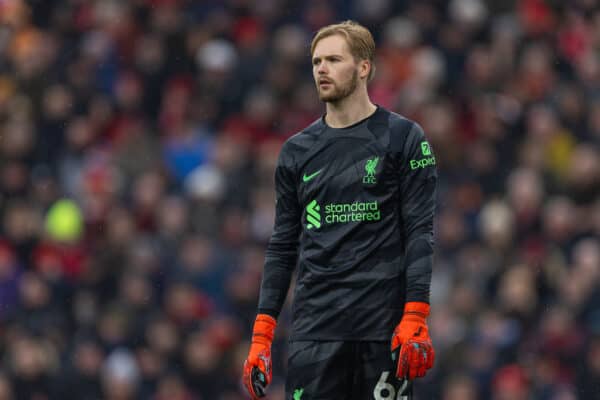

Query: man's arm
left=257, top=144, right=301, bottom=318
left=391, top=121, right=437, bottom=380
left=243, top=143, right=300, bottom=399
left=399, top=123, right=437, bottom=304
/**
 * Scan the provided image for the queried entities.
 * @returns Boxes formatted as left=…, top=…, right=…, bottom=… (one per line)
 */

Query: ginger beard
left=316, top=68, right=359, bottom=103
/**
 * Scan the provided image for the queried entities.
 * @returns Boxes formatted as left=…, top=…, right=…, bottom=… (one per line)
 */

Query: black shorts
left=285, top=341, right=413, bottom=400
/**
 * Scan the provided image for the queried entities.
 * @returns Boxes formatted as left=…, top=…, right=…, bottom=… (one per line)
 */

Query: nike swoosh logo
left=302, top=169, right=322, bottom=182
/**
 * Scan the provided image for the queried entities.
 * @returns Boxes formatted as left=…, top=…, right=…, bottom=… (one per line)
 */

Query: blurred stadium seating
left=0, top=0, right=599, bottom=399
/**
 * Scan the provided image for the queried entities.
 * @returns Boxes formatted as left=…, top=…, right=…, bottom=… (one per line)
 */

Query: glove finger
left=409, top=344, right=424, bottom=380
left=416, top=362, right=427, bottom=378
left=255, top=350, right=272, bottom=384
left=419, top=342, right=429, bottom=372
left=243, top=360, right=252, bottom=383
left=242, top=361, right=258, bottom=399
left=396, top=345, right=410, bottom=379
left=411, top=340, right=432, bottom=379
left=395, top=353, right=405, bottom=378
left=406, top=343, right=419, bottom=379
left=427, top=343, right=435, bottom=370
left=408, top=361, right=418, bottom=380
left=416, top=345, right=428, bottom=378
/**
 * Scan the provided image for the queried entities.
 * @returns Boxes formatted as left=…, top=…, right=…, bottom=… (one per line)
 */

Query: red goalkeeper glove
left=242, top=314, right=276, bottom=399
left=391, top=302, right=435, bottom=380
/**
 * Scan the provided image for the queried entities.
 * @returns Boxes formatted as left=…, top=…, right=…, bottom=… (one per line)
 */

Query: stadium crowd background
left=0, top=0, right=599, bottom=399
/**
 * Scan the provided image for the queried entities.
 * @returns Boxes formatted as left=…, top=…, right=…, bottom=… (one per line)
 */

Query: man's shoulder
left=378, top=108, right=424, bottom=152
left=382, top=108, right=418, bottom=134
left=282, top=117, right=325, bottom=151
left=366, top=107, right=417, bottom=134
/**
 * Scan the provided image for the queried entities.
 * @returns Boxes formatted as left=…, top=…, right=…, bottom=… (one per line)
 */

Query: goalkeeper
left=243, top=20, right=437, bottom=400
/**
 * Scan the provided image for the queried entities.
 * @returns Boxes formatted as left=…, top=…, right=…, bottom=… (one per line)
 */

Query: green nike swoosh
left=302, top=169, right=322, bottom=182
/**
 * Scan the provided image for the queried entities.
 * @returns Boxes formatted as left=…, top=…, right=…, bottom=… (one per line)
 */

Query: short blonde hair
left=310, top=20, right=376, bottom=81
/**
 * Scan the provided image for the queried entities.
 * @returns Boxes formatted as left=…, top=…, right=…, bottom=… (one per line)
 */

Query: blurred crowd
left=0, top=0, right=599, bottom=399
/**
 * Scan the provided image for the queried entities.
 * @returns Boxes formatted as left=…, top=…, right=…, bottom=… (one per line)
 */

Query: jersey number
left=373, top=371, right=410, bottom=400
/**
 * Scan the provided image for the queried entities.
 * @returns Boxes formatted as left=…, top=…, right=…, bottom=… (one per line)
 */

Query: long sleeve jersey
left=258, top=106, right=437, bottom=341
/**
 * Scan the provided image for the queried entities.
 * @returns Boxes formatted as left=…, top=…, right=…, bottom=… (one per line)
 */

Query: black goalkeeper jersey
left=258, top=106, right=437, bottom=341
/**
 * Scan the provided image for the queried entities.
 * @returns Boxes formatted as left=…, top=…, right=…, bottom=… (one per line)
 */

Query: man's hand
left=391, top=302, right=435, bottom=380
left=243, top=314, right=277, bottom=399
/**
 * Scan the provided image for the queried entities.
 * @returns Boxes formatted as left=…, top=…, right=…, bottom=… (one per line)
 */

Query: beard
left=317, top=69, right=358, bottom=103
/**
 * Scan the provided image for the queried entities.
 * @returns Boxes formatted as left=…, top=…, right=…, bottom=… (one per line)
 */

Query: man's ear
left=359, top=59, right=371, bottom=80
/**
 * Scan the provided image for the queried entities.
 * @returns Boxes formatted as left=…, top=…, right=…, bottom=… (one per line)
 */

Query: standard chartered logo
left=325, top=201, right=381, bottom=223
left=305, top=199, right=381, bottom=229
left=306, top=199, right=321, bottom=229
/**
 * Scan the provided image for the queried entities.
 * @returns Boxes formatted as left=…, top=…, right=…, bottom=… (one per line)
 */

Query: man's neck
left=324, top=89, right=377, bottom=128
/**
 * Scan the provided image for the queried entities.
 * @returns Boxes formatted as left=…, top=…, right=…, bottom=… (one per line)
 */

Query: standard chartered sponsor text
left=324, top=201, right=381, bottom=224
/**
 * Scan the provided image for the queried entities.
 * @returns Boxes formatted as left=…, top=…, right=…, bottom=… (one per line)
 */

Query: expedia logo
left=410, top=156, right=436, bottom=170
left=421, top=141, right=432, bottom=156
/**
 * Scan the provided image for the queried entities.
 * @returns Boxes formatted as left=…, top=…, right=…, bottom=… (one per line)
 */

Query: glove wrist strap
left=403, top=301, right=430, bottom=320
left=252, top=314, right=277, bottom=346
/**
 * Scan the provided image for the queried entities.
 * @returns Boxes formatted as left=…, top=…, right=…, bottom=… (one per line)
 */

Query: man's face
left=312, top=35, right=360, bottom=103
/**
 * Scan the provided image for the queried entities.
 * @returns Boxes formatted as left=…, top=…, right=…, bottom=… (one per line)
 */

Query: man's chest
left=296, top=136, right=400, bottom=212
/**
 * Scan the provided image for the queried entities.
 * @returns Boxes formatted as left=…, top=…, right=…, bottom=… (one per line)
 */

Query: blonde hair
left=310, top=20, right=376, bottom=81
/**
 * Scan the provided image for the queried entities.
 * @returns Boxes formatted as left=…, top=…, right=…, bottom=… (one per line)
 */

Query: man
left=242, top=21, right=437, bottom=399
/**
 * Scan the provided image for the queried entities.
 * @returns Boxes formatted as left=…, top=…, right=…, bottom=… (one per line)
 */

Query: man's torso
left=283, top=107, right=420, bottom=340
